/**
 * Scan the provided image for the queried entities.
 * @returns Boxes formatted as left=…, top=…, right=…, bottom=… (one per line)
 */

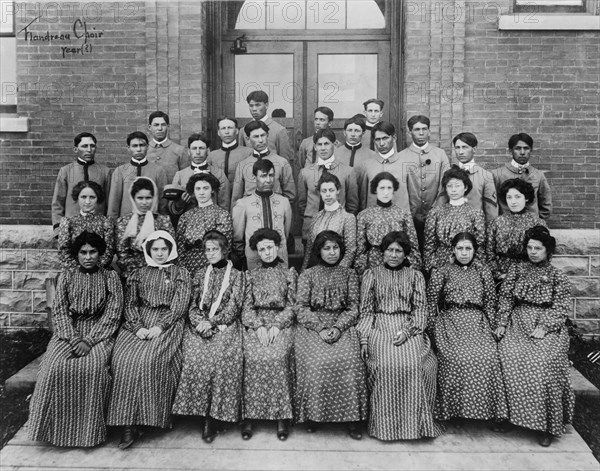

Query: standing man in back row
left=361, top=98, right=384, bottom=150
left=146, top=111, right=190, bottom=183
left=298, top=106, right=341, bottom=168
left=239, top=91, right=295, bottom=165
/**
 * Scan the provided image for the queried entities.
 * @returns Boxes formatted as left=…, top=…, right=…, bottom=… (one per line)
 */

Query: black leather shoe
left=348, top=423, right=362, bottom=440
left=203, top=418, right=217, bottom=443
left=277, top=420, right=289, bottom=441
left=305, top=421, right=317, bottom=433
left=539, top=432, right=553, bottom=447
left=241, top=421, right=253, bottom=440
left=118, top=426, right=137, bottom=450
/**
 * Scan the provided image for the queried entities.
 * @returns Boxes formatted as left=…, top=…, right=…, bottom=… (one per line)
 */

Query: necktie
left=256, top=191, right=274, bottom=229
left=77, top=158, right=94, bottom=181
left=346, top=143, right=361, bottom=167
left=221, top=142, right=238, bottom=177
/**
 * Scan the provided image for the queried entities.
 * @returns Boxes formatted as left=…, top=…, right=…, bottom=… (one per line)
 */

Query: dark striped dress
left=57, top=213, right=115, bottom=270
left=241, top=264, right=297, bottom=420
left=115, top=213, right=175, bottom=277
left=427, top=262, right=508, bottom=422
left=172, top=264, right=244, bottom=423
left=497, top=261, right=575, bottom=437
left=107, top=265, right=191, bottom=428
left=294, top=264, right=368, bottom=423
left=28, top=267, right=123, bottom=447
left=358, top=264, right=444, bottom=440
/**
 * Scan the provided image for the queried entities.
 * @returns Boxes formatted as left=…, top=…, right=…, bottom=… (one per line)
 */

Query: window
left=235, top=0, right=385, bottom=30
left=514, top=0, right=587, bottom=13
left=1, top=0, right=16, bottom=114
left=500, top=0, right=599, bottom=29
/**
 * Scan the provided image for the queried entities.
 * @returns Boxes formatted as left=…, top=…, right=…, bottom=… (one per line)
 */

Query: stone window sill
left=0, top=115, right=29, bottom=133
left=499, top=13, right=600, bottom=30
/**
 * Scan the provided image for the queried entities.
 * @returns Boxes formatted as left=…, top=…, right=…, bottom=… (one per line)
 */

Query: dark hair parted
left=216, top=116, right=239, bottom=128
left=372, top=121, right=396, bottom=137
left=451, top=231, right=479, bottom=252
left=127, top=131, right=149, bottom=146
left=252, top=158, right=275, bottom=176
left=71, top=180, right=105, bottom=204
left=407, top=115, right=430, bottom=130
left=249, top=228, right=281, bottom=250
left=244, top=120, right=270, bottom=137
left=380, top=231, right=412, bottom=257
left=508, top=132, right=534, bottom=150
left=499, top=178, right=535, bottom=205
left=343, top=116, right=366, bottom=132
left=186, top=173, right=221, bottom=195
left=71, top=230, right=106, bottom=260
left=246, top=90, right=269, bottom=103
left=314, top=106, right=334, bottom=121
left=452, top=132, right=478, bottom=148
left=524, top=225, right=556, bottom=256
left=363, top=98, right=384, bottom=110
left=313, top=128, right=337, bottom=144
left=130, top=177, right=155, bottom=198
left=148, top=111, right=170, bottom=125
left=187, top=132, right=211, bottom=149
left=442, top=165, right=473, bottom=196
left=308, top=230, right=345, bottom=268
left=317, top=172, right=341, bottom=191
left=370, top=171, right=399, bottom=194
left=203, top=230, right=230, bottom=256
left=145, top=237, right=173, bottom=257
left=74, top=132, right=97, bottom=147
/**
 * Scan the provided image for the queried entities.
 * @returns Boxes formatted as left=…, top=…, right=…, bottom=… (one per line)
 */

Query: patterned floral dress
left=486, top=211, right=547, bottom=281
left=241, top=263, right=297, bottom=420
left=355, top=203, right=421, bottom=275
left=497, top=261, right=575, bottom=437
left=115, top=213, right=174, bottom=277
left=57, top=213, right=115, bottom=270
left=294, top=264, right=367, bottom=423
left=172, top=263, right=245, bottom=423
left=302, top=207, right=357, bottom=270
left=107, top=265, right=191, bottom=428
left=424, top=203, right=486, bottom=272
left=427, top=261, right=508, bottom=422
left=28, top=267, right=123, bottom=447
left=176, top=205, right=233, bottom=278
left=358, top=264, right=444, bottom=440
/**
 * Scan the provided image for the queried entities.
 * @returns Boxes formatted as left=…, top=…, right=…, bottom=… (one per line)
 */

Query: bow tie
left=192, top=164, right=210, bottom=174
left=221, top=142, right=238, bottom=152
left=253, top=150, right=270, bottom=159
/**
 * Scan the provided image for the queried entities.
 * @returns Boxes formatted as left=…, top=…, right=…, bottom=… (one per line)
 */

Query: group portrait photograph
left=0, top=0, right=599, bottom=470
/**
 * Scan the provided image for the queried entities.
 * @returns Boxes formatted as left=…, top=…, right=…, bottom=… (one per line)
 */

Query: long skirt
left=365, top=313, right=444, bottom=440
left=433, top=307, right=508, bottom=421
left=294, top=325, right=367, bottom=423
left=242, top=327, right=294, bottom=420
left=28, top=333, right=114, bottom=447
left=172, top=322, right=243, bottom=423
left=107, top=315, right=184, bottom=428
left=498, top=305, right=574, bottom=436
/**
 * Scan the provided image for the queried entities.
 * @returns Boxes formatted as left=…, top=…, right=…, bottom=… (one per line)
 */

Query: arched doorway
left=207, top=0, right=403, bottom=151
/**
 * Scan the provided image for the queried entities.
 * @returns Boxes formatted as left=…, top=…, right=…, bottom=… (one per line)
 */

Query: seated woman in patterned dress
left=294, top=230, right=367, bottom=439
left=495, top=226, right=574, bottom=447
left=302, top=173, right=356, bottom=270
left=108, top=230, right=191, bottom=449
left=115, top=177, right=174, bottom=278
left=240, top=228, right=297, bottom=440
left=427, top=232, right=508, bottom=428
left=176, top=173, right=233, bottom=279
left=358, top=231, right=444, bottom=441
left=57, top=181, right=114, bottom=270
left=355, top=172, right=420, bottom=276
left=486, top=179, right=547, bottom=282
left=29, top=231, right=123, bottom=447
left=172, top=230, right=245, bottom=443
left=424, top=166, right=486, bottom=274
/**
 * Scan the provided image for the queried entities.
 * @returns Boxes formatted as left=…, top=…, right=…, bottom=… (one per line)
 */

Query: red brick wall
left=403, top=0, right=600, bottom=229
left=0, top=1, right=207, bottom=225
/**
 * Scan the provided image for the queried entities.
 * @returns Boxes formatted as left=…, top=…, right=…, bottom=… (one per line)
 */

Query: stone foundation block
left=0, top=272, right=12, bottom=289
left=552, top=256, right=589, bottom=276
left=0, top=250, right=26, bottom=270
left=0, top=225, right=55, bottom=249
left=26, top=250, right=60, bottom=270
left=0, top=291, right=32, bottom=313
left=591, top=256, right=600, bottom=277
left=13, top=271, right=58, bottom=290
left=0, top=313, right=9, bottom=327
left=554, top=229, right=600, bottom=255
left=575, top=299, right=600, bottom=319
left=574, top=319, right=600, bottom=336
left=570, top=278, right=600, bottom=298
left=32, top=292, right=47, bottom=313
left=10, top=313, right=48, bottom=328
